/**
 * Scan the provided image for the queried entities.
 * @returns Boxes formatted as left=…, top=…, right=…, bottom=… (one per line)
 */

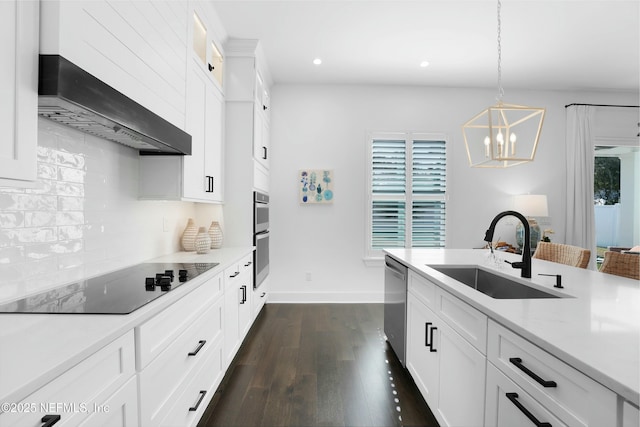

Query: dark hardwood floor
left=197, top=303, right=439, bottom=427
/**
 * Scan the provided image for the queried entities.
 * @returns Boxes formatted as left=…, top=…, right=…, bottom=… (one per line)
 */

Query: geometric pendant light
left=462, top=0, right=545, bottom=168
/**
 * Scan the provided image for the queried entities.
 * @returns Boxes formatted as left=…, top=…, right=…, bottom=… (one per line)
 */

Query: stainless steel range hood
left=38, top=55, right=191, bottom=155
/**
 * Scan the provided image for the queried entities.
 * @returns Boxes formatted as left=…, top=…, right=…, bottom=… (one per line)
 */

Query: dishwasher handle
left=385, top=257, right=407, bottom=281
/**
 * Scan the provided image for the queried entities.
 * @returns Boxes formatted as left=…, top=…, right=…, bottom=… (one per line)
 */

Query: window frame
left=364, top=131, right=448, bottom=261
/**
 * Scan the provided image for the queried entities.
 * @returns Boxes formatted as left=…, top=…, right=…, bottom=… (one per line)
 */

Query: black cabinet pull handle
left=506, top=392, right=552, bottom=427
left=509, top=358, right=557, bottom=388
left=262, top=146, right=267, bottom=160
left=263, top=104, right=267, bottom=111
left=188, top=340, right=206, bottom=356
left=229, top=271, right=240, bottom=278
left=208, top=63, right=214, bottom=72
left=189, top=390, right=207, bottom=411
left=425, top=322, right=432, bottom=348
left=429, top=326, right=437, bottom=352
left=260, top=292, right=266, bottom=297
left=240, top=285, right=247, bottom=304
left=205, top=176, right=214, bottom=193
left=41, top=415, right=61, bottom=427
left=244, top=261, right=252, bottom=267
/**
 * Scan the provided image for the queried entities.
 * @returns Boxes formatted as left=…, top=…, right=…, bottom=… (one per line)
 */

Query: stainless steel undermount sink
left=428, top=265, right=563, bottom=299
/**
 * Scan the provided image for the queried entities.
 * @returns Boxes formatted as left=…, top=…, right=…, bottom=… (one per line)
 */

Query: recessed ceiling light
left=420, top=61, right=430, bottom=68
left=313, top=58, right=322, bottom=65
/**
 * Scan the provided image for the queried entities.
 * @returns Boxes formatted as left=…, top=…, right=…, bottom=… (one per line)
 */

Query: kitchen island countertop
left=385, top=248, right=640, bottom=405
left=0, top=247, right=253, bottom=405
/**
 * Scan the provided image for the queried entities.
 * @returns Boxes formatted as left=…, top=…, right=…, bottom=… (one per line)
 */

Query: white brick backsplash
left=0, top=212, right=24, bottom=228
left=24, top=211, right=56, bottom=227
left=0, top=118, right=199, bottom=303
left=58, top=196, right=84, bottom=211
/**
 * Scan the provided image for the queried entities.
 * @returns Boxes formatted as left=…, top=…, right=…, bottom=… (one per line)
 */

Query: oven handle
left=255, top=230, right=270, bottom=239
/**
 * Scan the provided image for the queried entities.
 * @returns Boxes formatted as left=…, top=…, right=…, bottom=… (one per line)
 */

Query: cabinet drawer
left=488, top=320, right=616, bottom=427
left=136, top=272, right=222, bottom=368
left=158, top=338, right=224, bottom=427
left=0, top=331, right=135, bottom=427
left=435, top=287, right=488, bottom=354
left=139, top=298, right=223, bottom=427
left=486, top=362, right=568, bottom=427
left=408, top=271, right=437, bottom=309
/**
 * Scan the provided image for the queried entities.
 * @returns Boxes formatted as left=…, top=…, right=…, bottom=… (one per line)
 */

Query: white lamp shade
left=513, top=195, right=548, bottom=217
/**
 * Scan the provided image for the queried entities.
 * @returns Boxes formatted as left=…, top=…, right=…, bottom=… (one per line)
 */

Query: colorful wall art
left=299, top=169, right=334, bottom=204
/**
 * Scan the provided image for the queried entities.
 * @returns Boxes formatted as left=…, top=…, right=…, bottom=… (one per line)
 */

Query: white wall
left=0, top=118, right=205, bottom=304
left=268, top=84, right=638, bottom=302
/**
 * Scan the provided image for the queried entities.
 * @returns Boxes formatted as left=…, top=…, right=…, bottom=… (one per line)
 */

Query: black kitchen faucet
left=484, top=210, right=532, bottom=278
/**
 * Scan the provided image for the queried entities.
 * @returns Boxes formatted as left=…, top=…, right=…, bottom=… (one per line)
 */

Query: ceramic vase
left=195, top=227, right=211, bottom=254
left=208, top=221, right=223, bottom=249
left=181, top=218, right=198, bottom=252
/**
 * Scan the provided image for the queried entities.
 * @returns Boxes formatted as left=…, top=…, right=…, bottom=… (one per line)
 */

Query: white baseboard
left=268, top=291, right=384, bottom=304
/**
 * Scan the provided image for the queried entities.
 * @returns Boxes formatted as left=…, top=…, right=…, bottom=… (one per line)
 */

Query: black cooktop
left=0, top=262, right=219, bottom=315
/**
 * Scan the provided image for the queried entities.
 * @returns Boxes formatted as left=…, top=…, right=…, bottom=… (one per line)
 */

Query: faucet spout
left=484, top=210, right=532, bottom=278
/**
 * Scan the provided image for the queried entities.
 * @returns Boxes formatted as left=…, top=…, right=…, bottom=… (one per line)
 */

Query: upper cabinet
left=192, top=8, right=224, bottom=91
left=139, top=1, right=225, bottom=203
left=225, top=39, right=272, bottom=192
left=0, top=0, right=38, bottom=187
left=39, top=0, right=188, bottom=130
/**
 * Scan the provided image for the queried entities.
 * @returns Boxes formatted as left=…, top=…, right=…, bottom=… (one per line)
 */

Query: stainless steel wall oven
left=253, top=191, right=269, bottom=288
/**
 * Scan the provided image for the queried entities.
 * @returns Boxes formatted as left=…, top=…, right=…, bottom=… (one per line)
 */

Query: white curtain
left=565, top=105, right=596, bottom=269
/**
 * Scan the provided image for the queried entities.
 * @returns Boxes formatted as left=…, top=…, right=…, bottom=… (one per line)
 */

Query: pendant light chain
left=496, top=0, right=504, bottom=104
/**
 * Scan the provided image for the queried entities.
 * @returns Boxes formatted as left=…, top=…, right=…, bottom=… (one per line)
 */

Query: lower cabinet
left=0, top=331, right=136, bottom=427
left=137, top=272, right=224, bottom=427
left=486, top=320, right=617, bottom=427
left=77, top=377, right=139, bottom=427
left=407, top=280, right=487, bottom=427
left=224, top=254, right=254, bottom=366
left=485, top=363, right=568, bottom=427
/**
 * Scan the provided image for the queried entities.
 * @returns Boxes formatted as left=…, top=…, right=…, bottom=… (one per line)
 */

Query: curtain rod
left=564, top=103, right=639, bottom=108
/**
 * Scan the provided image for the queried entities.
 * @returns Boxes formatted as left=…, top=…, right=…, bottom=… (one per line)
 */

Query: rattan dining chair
left=599, top=251, right=640, bottom=280
left=532, top=242, right=591, bottom=269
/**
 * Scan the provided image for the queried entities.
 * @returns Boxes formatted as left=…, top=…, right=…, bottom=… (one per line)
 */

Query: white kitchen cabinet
left=137, top=272, right=224, bottom=427
left=487, top=320, right=617, bottom=427
left=39, top=0, right=188, bottom=130
left=139, top=6, right=225, bottom=203
left=486, top=362, right=568, bottom=427
left=0, top=0, right=38, bottom=186
left=252, top=276, right=269, bottom=319
left=77, top=377, right=139, bottom=427
left=225, top=39, right=272, bottom=197
left=191, top=2, right=224, bottom=92
left=0, top=331, right=136, bottom=427
left=407, top=272, right=487, bottom=427
left=224, top=254, right=254, bottom=366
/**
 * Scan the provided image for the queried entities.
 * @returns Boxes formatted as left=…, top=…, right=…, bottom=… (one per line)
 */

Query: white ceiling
left=211, top=0, right=640, bottom=92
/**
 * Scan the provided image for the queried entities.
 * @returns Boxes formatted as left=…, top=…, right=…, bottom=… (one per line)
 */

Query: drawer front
left=408, top=271, right=437, bottom=310
left=137, top=272, right=222, bottom=369
left=77, top=376, right=138, bottom=427
left=435, top=287, right=488, bottom=354
left=486, top=362, right=568, bottom=427
left=140, top=298, right=223, bottom=427
left=488, top=320, right=616, bottom=427
left=159, top=338, right=225, bottom=427
left=0, top=332, right=135, bottom=427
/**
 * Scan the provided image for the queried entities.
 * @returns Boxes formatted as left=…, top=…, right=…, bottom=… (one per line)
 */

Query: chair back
left=599, top=251, right=640, bottom=280
left=532, top=242, right=590, bottom=269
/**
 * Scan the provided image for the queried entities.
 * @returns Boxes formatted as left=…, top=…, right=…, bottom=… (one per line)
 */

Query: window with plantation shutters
left=366, top=133, right=447, bottom=257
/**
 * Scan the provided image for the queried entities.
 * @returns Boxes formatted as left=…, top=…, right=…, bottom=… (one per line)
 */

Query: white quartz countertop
left=385, top=248, right=640, bottom=405
left=0, top=247, right=253, bottom=404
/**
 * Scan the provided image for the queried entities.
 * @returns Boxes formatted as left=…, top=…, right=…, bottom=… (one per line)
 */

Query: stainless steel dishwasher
left=384, top=255, right=408, bottom=366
